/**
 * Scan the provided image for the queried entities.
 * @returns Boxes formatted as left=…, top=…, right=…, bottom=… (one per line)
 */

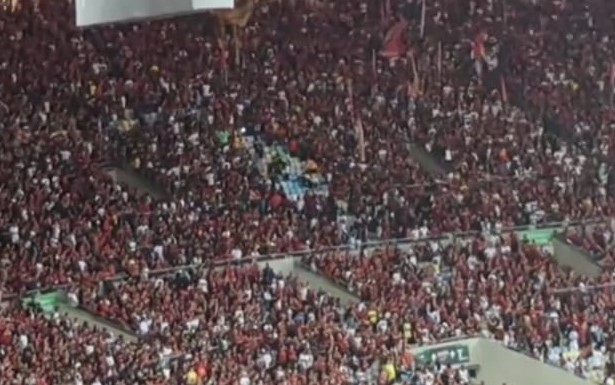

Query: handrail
left=148, top=216, right=606, bottom=275
left=2, top=216, right=607, bottom=300
left=105, top=227, right=518, bottom=281
left=550, top=281, right=615, bottom=295
left=389, top=172, right=543, bottom=190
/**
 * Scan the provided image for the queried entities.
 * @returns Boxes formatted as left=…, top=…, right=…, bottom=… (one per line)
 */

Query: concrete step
left=407, top=143, right=450, bottom=177
left=552, top=234, right=601, bottom=278
left=291, top=262, right=360, bottom=307
left=56, top=302, right=138, bottom=343
left=105, top=166, right=170, bottom=200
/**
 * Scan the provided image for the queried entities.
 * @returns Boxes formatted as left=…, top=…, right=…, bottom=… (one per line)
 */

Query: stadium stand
left=565, top=224, right=615, bottom=268
left=304, top=233, right=615, bottom=380
left=0, top=300, right=184, bottom=385
left=3, top=0, right=615, bottom=384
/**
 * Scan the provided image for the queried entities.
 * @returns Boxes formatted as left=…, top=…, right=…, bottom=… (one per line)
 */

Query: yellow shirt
left=403, top=322, right=413, bottom=340
left=432, top=263, right=440, bottom=275
left=564, top=350, right=579, bottom=363
left=233, top=136, right=244, bottom=149
left=186, top=369, right=198, bottom=385
left=305, top=159, right=319, bottom=173
left=384, top=363, right=396, bottom=381
left=368, top=310, right=378, bottom=325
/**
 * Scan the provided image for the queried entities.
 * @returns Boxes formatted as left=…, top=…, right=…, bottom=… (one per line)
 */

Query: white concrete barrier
left=75, top=0, right=233, bottom=27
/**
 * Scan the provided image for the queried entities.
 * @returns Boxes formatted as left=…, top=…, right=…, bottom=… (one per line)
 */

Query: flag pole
left=347, top=78, right=366, bottom=163
left=385, top=0, right=391, bottom=21
left=500, top=76, right=508, bottom=112
left=437, top=41, right=442, bottom=83
left=217, top=15, right=229, bottom=85
left=222, top=40, right=228, bottom=86
left=371, top=49, right=377, bottom=77
left=371, top=49, right=377, bottom=97
left=420, top=0, right=426, bottom=39
left=410, top=52, right=420, bottom=98
left=502, top=0, right=507, bottom=28
left=233, top=25, right=240, bottom=68
left=357, top=117, right=366, bottom=163
left=610, top=63, right=615, bottom=107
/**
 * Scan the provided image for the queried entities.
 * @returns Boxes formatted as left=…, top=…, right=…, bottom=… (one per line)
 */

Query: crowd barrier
left=2, top=216, right=608, bottom=301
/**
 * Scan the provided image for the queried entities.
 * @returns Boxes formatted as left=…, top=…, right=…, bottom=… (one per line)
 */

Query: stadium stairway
left=57, top=302, right=138, bottom=342
left=276, top=243, right=591, bottom=385
left=21, top=290, right=138, bottom=343
left=291, top=261, right=361, bottom=307
left=552, top=233, right=602, bottom=278
left=407, top=143, right=450, bottom=177
left=257, top=256, right=360, bottom=307
left=281, top=223, right=608, bottom=306
left=104, top=164, right=170, bottom=201
left=499, top=224, right=606, bottom=278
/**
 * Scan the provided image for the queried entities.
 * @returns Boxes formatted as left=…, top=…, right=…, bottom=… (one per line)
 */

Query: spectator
left=0, top=301, right=180, bottom=385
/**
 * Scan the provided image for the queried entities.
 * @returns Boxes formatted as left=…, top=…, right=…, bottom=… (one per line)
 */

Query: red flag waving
left=471, top=32, right=488, bottom=61
left=217, top=39, right=228, bottom=70
left=380, top=19, right=409, bottom=59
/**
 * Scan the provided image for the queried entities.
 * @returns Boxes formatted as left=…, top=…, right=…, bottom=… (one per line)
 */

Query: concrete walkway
left=292, top=262, right=361, bottom=307
left=407, top=143, right=449, bottom=177
left=106, top=166, right=170, bottom=200
left=57, top=302, right=138, bottom=343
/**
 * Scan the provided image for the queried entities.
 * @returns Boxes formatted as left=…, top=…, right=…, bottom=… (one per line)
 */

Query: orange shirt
left=401, top=350, right=414, bottom=369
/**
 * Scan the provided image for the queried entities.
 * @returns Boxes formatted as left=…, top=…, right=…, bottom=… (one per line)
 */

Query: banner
left=380, top=19, right=408, bottom=58
left=415, top=344, right=470, bottom=366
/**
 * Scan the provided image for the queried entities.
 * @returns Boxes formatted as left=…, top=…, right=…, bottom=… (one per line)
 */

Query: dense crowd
left=1, top=0, right=615, bottom=384
left=408, top=0, right=614, bottom=222
left=72, top=261, right=485, bottom=385
left=565, top=224, right=615, bottom=268
left=79, top=264, right=379, bottom=385
left=305, top=234, right=615, bottom=384
left=0, top=301, right=187, bottom=385
left=1, top=0, right=612, bottom=294
left=0, top=298, right=475, bottom=385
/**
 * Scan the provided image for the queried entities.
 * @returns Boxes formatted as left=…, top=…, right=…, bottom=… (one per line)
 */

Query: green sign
left=415, top=344, right=470, bottom=366
left=21, top=291, right=62, bottom=314
left=516, top=228, right=555, bottom=246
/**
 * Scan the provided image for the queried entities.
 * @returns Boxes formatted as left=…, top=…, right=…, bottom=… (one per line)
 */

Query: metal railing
left=2, top=216, right=607, bottom=300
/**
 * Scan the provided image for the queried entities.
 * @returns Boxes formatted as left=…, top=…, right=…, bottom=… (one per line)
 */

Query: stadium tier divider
left=2, top=217, right=608, bottom=301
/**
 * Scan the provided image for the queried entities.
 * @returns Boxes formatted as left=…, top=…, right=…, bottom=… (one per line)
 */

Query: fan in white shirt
left=18, top=334, right=28, bottom=349
left=298, top=351, right=314, bottom=370
left=231, top=247, right=243, bottom=260
left=258, top=349, right=273, bottom=369
left=591, top=347, right=605, bottom=369
left=73, top=373, right=83, bottom=385
left=568, top=329, right=580, bottom=352
left=138, top=318, right=152, bottom=335
left=423, top=370, right=435, bottom=385
left=239, top=371, right=251, bottom=385
left=377, top=318, right=389, bottom=333
left=563, top=356, right=576, bottom=372
left=457, top=366, right=470, bottom=384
